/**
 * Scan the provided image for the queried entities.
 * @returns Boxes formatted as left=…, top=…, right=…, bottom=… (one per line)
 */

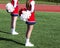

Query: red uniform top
left=11, top=0, right=18, bottom=14
left=19, top=0, right=36, bottom=24
left=27, top=0, right=35, bottom=22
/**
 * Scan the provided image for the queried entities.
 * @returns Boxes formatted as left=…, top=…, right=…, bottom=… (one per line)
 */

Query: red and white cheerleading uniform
left=11, top=0, right=18, bottom=16
left=26, top=0, right=36, bottom=25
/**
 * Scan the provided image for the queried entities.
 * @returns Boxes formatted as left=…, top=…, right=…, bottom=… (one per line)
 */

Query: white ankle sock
left=11, top=28, right=15, bottom=32
left=26, top=38, right=30, bottom=43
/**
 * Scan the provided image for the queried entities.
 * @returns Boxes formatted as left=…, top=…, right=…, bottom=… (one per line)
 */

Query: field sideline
left=0, top=4, right=60, bottom=12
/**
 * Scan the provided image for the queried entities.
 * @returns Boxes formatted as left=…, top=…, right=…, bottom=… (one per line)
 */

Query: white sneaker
left=11, top=31, right=19, bottom=35
left=25, top=42, right=34, bottom=47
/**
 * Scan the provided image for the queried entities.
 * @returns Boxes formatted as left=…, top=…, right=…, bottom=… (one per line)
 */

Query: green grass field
left=0, top=0, right=26, bottom=4
left=0, top=10, right=60, bottom=48
left=0, top=0, right=60, bottom=5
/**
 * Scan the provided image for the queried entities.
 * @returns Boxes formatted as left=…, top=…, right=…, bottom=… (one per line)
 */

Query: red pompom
left=19, top=8, right=26, bottom=16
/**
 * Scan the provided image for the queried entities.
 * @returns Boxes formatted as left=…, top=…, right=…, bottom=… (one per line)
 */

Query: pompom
left=6, top=3, right=14, bottom=13
left=19, top=8, right=31, bottom=21
left=19, top=8, right=26, bottom=16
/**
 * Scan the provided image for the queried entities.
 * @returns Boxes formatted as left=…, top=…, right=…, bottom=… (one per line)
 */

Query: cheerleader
left=25, top=0, right=36, bottom=47
left=11, top=0, right=19, bottom=35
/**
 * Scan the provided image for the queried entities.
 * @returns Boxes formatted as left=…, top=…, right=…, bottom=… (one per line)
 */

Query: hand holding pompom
left=6, top=3, right=14, bottom=13
left=19, top=8, right=31, bottom=21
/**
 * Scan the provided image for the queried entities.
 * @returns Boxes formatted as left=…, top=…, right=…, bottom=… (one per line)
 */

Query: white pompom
left=20, top=10, right=31, bottom=21
left=6, top=3, right=14, bottom=12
